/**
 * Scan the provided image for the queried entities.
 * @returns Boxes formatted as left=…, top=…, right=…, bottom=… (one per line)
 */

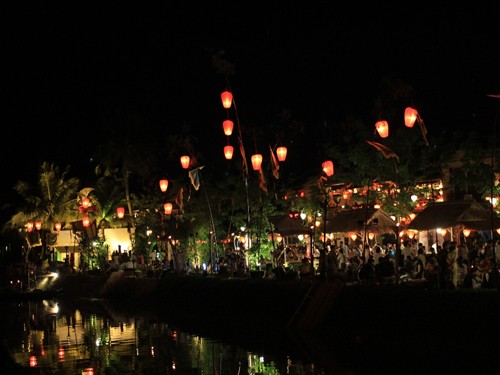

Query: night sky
left=2, top=2, right=500, bottom=222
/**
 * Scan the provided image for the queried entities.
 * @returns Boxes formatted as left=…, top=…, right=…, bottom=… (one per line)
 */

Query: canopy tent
left=325, top=208, right=397, bottom=235
left=407, top=199, right=500, bottom=231
left=269, top=214, right=311, bottom=235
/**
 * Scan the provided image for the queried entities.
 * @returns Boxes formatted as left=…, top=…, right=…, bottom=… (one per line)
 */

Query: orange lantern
left=349, top=232, right=357, bottom=242
left=35, top=221, right=42, bottom=231
left=404, top=107, right=418, bottom=128
left=251, top=154, right=263, bottom=170
left=29, top=355, right=37, bottom=367
left=82, top=216, right=91, bottom=228
left=276, top=146, right=288, bottom=162
left=368, top=232, right=375, bottom=240
left=164, top=202, right=173, bottom=215
left=375, top=120, right=389, bottom=138
left=322, top=160, right=334, bottom=177
left=26, top=222, right=34, bottom=232
left=222, top=120, right=234, bottom=136
left=221, top=90, right=233, bottom=109
left=180, top=155, right=190, bottom=169
left=159, top=179, right=169, bottom=192
left=116, top=207, right=125, bottom=219
left=463, top=229, right=471, bottom=237
left=224, top=145, right=234, bottom=160
left=54, top=222, right=62, bottom=231
left=82, top=197, right=91, bottom=208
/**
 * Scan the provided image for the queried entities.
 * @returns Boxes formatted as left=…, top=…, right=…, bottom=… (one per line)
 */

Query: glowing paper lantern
left=221, top=91, right=233, bottom=109
left=222, top=120, right=234, bottom=136
left=276, top=146, right=288, bottom=162
left=26, top=222, right=34, bottom=232
left=180, top=155, right=190, bottom=169
left=55, top=222, right=62, bottom=231
left=116, top=207, right=125, bottom=219
left=368, top=232, right=375, bottom=240
left=35, top=221, right=42, bottom=230
left=322, top=160, right=334, bottom=177
left=82, top=197, right=91, bottom=208
left=164, top=202, right=173, bottom=215
left=463, top=229, right=471, bottom=237
left=82, top=216, right=91, bottom=228
left=251, top=154, right=263, bottom=170
left=404, top=107, right=418, bottom=128
left=349, top=232, right=357, bottom=242
left=159, top=179, right=169, bottom=192
left=375, top=120, right=389, bottom=138
left=224, top=145, right=234, bottom=160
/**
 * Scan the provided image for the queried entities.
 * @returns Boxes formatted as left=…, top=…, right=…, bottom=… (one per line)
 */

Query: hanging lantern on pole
left=164, top=202, right=173, bottom=215
left=322, top=160, right=334, bottom=177
left=116, top=207, right=125, bottom=219
left=159, top=179, right=169, bottom=193
left=180, top=155, right=190, bottom=169
left=404, top=107, right=418, bottom=128
left=251, top=154, right=263, bottom=170
left=82, top=216, right=91, bottom=228
left=276, top=146, right=287, bottom=162
left=55, top=222, right=62, bottom=232
left=222, top=120, right=234, bottom=136
left=224, top=145, right=234, bottom=160
left=221, top=91, right=233, bottom=109
left=375, top=120, right=389, bottom=138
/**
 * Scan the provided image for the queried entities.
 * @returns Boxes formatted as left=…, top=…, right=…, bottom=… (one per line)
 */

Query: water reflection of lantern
left=322, top=160, right=334, bottom=176
left=375, top=120, right=389, bottom=138
left=82, top=197, right=91, bottom=208
left=180, top=155, right=190, bottom=169
left=251, top=154, right=263, bottom=170
left=222, top=120, right=234, bottom=136
left=159, top=179, right=169, bottom=192
left=349, top=232, right=357, bottom=242
left=55, top=222, right=62, bottom=231
left=164, top=202, right=173, bottom=215
left=26, top=222, right=34, bottom=232
left=58, top=346, right=65, bottom=360
left=35, top=221, right=42, bottom=230
left=221, top=91, right=233, bottom=109
left=404, top=107, right=418, bottom=128
left=83, top=368, right=94, bottom=375
left=224, top=145, right=234, bottom=160
left=82, top=216, right=90, bottom=228
left=116, top=207, right=125, bottom=219
left=463, top=229, right=471, bottom=237
left=29, top=355, right=37, bottom=367
left=276, top=146, right=287, bottom=162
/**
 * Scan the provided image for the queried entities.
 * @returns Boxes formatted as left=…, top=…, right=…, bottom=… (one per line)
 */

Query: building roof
left=326, top=208, right=397, bottom=235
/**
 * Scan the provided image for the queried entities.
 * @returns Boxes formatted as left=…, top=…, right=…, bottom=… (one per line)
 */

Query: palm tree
left=7, top=162, right=80, bottom=263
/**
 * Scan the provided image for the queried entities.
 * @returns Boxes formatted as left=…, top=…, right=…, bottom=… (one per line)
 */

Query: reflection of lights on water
left=82, top=367, right=94, bottom=375
left=151, top=346, right=155, bottom=357
left=58, top=347, right=65, bottom=361
left=171, top=361, right=176, bottom=370
left=172, top=330, right=177, bottom=340
left=29, top=355, right=37, bottom=367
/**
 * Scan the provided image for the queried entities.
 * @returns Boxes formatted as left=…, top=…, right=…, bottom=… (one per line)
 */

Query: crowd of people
left=301, top=238, right=500, bottom=290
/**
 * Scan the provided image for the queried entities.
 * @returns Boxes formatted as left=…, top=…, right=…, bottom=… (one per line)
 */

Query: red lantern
left=251, top=154, right=263, bottom=171
left=82, top=197, right=91, bottom=208
left=276, top=146, right=287, bottom=162
left=222, top=120, right=234, bottom=136
left=180, top=155, right=190, bottom=169
left=322, top=160, right=334, bottom=177
left=375, top=120, right=389, bottom=138
left=159, top=179, right=169, bottom=192
left=116, top=207, right=125, bottom=219
left=55, top=222, right=62, bottom=231
left=26, top=222, right=34, bottom=232
left=35, top=221, right=42, bottom=231
left=82, top=216, right=90, bottom=228
left=221, top=91, right=233, bottom=109
left=224, top=145, right=234, bottom=160
left=164, top=202, right=173, bottom=215
left=404, top=107, right=418, bottom=128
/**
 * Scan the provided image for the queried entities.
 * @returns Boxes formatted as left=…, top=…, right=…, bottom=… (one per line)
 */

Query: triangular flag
left=259, top=167, right=268, bottom=193
left=366, top=141, right=400, bottom=162
left=175, top=187, right=184, bottom=213
left=238, top=137, right=249, bottom=176
left=269, top=145, right=280, bottom=180
left=188, top=166, right=205, bottom=191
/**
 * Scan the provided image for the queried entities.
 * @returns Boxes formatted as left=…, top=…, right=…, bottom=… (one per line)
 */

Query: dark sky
left=2, top=2, right=500, bottom=214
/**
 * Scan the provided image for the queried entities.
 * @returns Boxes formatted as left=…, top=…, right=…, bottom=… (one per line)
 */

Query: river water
left=0, top=298, right=335, bottom=374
